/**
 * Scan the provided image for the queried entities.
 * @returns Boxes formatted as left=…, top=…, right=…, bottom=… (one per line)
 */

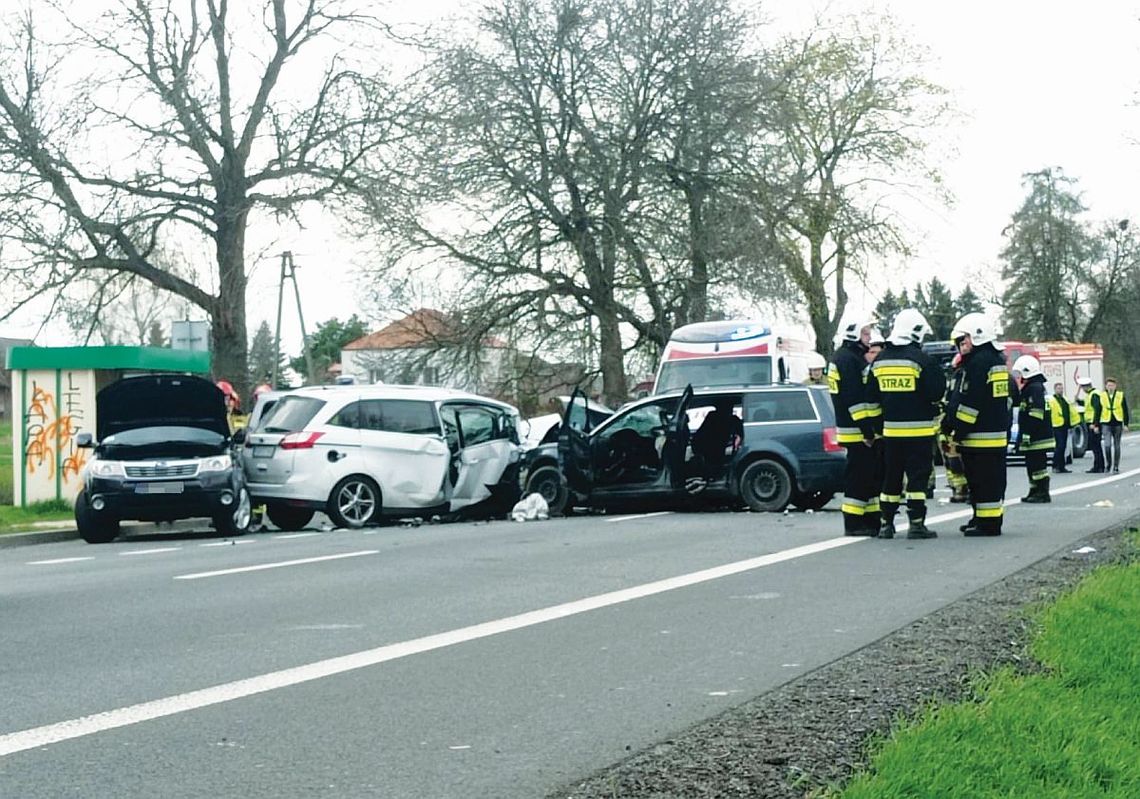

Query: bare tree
left=0, top=0, right=402, bottom=396
left=753, top=19, right=952, bottom=352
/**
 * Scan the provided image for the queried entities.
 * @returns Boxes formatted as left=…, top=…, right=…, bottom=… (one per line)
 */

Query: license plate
left=252, top=446, right=275, bottom=458
left=135, top=482, right=184, bottom=494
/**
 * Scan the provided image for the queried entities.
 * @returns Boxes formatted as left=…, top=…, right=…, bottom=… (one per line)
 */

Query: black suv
left=74, top=374, right=252, bottom=543
left=522, top=384, right=845, bottom=514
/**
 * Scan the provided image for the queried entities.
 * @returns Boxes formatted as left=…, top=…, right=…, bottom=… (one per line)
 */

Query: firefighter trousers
left=880, top=437, right=934, bottom=524
left=960, top=447, right=1006, bottom=533
left=841, top=441, right=881, bottom=533
left=1025, top=449, right=1050, bottom=487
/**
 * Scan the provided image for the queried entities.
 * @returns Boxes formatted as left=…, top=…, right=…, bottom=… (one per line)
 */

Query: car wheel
left=327, top=476, right=381, bottom=529
left=265, top=504, right=315, bottom=532
left=792, top=490, right=833, bottom=511
left=1071, top=424, right=1087, bottom=459
left=214, top=487, right=252, bottom=537
left=75, top=490, right=120, bottom=544
left=525, top=464, right=568, bottom=516
left=739, top=459, right=793, bottom=512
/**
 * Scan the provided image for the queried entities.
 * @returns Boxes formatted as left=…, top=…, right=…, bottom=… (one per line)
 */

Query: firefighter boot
left=1022, top=478, right=1052, bottom=504
left=906, top=518, right=937, bottom=539
left=949, top=486, right=970, bottom=503
left=877, top=516, right=896, bottom=539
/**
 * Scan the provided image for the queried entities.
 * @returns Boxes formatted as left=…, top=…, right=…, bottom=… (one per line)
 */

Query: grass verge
left=0, top=499, right=74, bottom=533
left=835, top=543, right=1140, bottom=798
left=0, top=419, right=12, bottom=505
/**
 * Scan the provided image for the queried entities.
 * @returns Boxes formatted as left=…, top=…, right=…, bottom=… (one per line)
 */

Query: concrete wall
left=11, top=368, right=97, bottom=506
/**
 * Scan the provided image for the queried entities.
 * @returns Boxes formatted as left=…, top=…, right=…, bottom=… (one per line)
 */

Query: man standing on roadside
left=829, top=314, right=880, bottom=535
left=1080, top=377, right=1107, bottom=473
left=944, top=313, right=1010, bottom=536
left=863, top=308, right=945, bottom=540
left=1048, top=382, right=1078, bottom=473
left=1102, top=377, right=1130, bottom=472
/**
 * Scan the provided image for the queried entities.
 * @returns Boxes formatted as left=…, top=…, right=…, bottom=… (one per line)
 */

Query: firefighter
left=805, top=351, right=828, bottom=385
left=1102, top=377, right=1130, bottom=472
left=943, top=314, right=1010, bottom=536
left=940, top=349, right=970, bottom=503
left=1012, top=355, right=1053, bottom=502
left=829, top=313, right=880, bottom=535
left=1080, top=377, right=1107, bottom=473
left=1048, top=382, right=1079, bottom=473
left=216, top=379, right=248, bottom=434
left=863, top=308, right=945, bottom=540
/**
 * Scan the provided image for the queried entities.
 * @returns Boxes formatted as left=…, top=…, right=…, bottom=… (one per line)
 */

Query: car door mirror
left=76, top=432, right=95, bottom=448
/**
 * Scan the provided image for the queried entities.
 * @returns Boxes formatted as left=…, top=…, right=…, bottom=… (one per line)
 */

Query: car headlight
left=92, top=461, right=124, bottom=477
left=199, top=455, right=233, bottom=473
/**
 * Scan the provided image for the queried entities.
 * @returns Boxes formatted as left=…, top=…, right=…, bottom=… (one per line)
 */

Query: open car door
left=664, top=384, right=695, bottom=489
left=557, top=388, right=594, bottom=496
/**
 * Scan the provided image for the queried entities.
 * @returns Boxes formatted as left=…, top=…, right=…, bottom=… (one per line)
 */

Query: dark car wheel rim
left=533, top=474, right=559, bottom=504
left=337, top=481, right=377, bottom=524
left=748, top=466, right=781, bottom=502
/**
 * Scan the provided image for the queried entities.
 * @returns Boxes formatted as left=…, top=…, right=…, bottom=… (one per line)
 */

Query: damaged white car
left=241, top=385, right=523, bottom=529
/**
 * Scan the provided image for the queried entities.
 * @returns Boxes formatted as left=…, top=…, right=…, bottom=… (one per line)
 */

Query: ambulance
left=652, top=320, right=812, bottom=395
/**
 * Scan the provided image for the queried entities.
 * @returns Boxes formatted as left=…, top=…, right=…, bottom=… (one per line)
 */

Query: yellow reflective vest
left=1084, top=389, right=1109, bottom=423
left=1105, top=390, right=1128, bottom=423
left=1048, top=395, right=1081, bottom=429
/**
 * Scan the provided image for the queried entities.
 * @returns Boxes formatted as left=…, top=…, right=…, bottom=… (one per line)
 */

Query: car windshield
left=99, top=425, right=227, bottom=459
left=656, top=357, right=772, bottom=392
left=261, top=396, right=326, bottom=433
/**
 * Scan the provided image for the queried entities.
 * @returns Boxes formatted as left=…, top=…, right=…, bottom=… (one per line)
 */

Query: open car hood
left=96, top=374, right=230, bottom=440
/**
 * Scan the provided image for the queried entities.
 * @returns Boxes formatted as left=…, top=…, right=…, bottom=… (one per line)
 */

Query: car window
left=742, top=390, right=817, bottom=423
left=457, top=406, right=495, bottom=446
left=657, top=357, right=772, bottom=392
left=358, top=399, right=440, bottom=435
left=261, top=396, right=326, bottom=433
left=603, top=400, right=677, bottom=437
left=251, top=399, right=279, bottom=431
left=329, top=401, right=362, bottom=429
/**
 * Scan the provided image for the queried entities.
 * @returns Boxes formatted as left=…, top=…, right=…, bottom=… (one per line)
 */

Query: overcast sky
left=3, top=0, right=1139, bottom=348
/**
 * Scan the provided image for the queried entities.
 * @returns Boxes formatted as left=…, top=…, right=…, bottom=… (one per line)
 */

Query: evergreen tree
left=954, top=285, right=985, bottom=318
left=248, top=321, right=285, bottom=388
left=915, top=277, right=956, bottom=339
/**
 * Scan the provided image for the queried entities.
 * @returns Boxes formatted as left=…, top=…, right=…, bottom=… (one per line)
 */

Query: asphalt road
left=3, top=438, right=1140, bottom=798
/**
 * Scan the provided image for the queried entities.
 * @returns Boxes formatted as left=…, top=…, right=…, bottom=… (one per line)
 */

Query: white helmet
left=806, top=351, right=827, bottom=370
left=836, top=312, right=875, bottom=344
left=868, top=327, right=885, bottom=346
left=888, top=308, right=932, bottom=346
left=1011, top=354, right=1043, bottom=380
left=951, top=312, right=1001, bottom=348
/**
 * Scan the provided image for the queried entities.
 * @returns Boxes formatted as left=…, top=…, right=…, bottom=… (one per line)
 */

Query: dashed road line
left=173, top=550, right=379, bottom=580
left=119, top=547, right=181, bottom=556
left=604, top=511, right=674, bottom=523
left=27, top=557, right=96, bottom=566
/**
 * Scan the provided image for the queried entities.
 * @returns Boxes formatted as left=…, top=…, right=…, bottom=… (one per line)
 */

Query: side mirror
left=76, top=432, right=94, bottom=448
left=231, top=428, right=247, bottom=445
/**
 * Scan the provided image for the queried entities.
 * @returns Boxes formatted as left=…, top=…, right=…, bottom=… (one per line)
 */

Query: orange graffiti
left=23, top=377, right=89, bottom=486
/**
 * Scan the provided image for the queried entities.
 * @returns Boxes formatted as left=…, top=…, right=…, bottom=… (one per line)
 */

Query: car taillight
left=822, top=427, right=844, bottom=453
left=279, top=431, right=324, bottom=450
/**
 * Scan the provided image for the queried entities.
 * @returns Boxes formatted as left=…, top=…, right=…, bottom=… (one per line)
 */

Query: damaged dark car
left=74, top=374, right=252, bottom=544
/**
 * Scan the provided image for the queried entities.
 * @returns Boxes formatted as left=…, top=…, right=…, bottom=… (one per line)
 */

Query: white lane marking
left=273, top=532, right=321, bottom=540
left=120, top=548, right=181, bottom=556
left=199, top=540, right=255, bottom=547
left=605, top=511, right=673, bottom=523
left=27, top=557, right=95, bottom=566
left=0, top=537, right=857, bottom=756
left=173, top=550, right=379, bottom=580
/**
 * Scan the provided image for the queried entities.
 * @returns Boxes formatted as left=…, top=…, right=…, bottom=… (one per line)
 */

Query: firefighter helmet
left=867, top=327, right=885, bottom=346
left=1011, top=354, right=1043, bottom=380
left=836, top=312, right=875, bottom=344
left=806, top=351, right=827, bottom=370
left=888, top=308, right=932, bottom=346
left=951, top=312, right=1001, bottom=348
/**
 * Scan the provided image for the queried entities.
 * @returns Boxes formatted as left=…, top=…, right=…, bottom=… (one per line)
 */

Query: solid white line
left=605, top=511, right=674, bottom=523
left=27, top=557, right=95, bottom=566
left=119, top=547, right=181, bottom=556
left=0, top=537, right=857, bottom=756
left=173, top=550, right=379, bottom=580
left=273, top=532, right=321, bottom=539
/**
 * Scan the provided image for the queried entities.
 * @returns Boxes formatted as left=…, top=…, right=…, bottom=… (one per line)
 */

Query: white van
left=652, top=320, right=812, bottom=395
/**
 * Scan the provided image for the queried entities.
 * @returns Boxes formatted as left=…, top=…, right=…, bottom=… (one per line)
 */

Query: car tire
left=327, top=475, right=381, bottom=529
left=1071, top=424, right=1087, bottom=459
left=75, top=490, right=121, bottom=544
left=214, top=486, right=252, bottom=537
left=265, top=504, right=315, bottom=532
left=791, top=490, right=833, bottom=511
left=739, top=459, right=794, bottom=512
left=525, top=464, right=568, bottom=516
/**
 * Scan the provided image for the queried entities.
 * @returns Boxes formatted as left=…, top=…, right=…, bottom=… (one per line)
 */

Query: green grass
left=836, top=556, right=1140, bottom=798
left=0, top=498, right=74, bottom=533
left=0, top=419, right=12, bottom=505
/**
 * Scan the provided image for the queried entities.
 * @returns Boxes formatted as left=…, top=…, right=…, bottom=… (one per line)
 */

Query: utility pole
left=272, top=251, right=316, bottom=387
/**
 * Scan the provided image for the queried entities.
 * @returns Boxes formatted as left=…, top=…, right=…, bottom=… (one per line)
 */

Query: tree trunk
left=211, top=207, right=250, bottom=402
left=685, top=189, right=709, bottom=325
left=805, top=235, right=832, bottom=354
left=597, top=309, right=627, bottom=407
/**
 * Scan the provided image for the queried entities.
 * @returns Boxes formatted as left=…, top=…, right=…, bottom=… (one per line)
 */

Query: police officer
left=1012, top=355, right=1053, bottom=502
left=1048, top=382, right=1079, bottom=473
left=1081, top=377, right=1107, bottom=473
left=829, top=314, right=880, bottom=535
left=943, top=314, right=1010, bottom=536
left=863, top=308, right=945, bottom=540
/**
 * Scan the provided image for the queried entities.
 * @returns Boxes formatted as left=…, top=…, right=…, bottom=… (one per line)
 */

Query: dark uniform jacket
left=1017, top=375, right=1053, bottom=451
left=943, top=343, right=1010, bottom=450
left=828, top=341, right=875, bottom=444
left=864, top=342, right=946, bottom=439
